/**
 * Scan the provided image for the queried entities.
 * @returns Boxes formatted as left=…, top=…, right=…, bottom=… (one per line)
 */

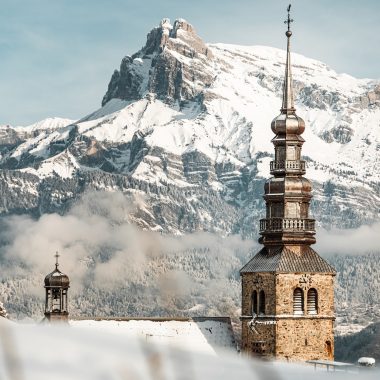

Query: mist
left=0, top=190, right=378, bottom=319
left=0, top=191, right=256, bottom=319
left=316, top=222, right=380, bottom=257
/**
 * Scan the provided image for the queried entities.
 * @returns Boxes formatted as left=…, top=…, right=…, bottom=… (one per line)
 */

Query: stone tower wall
left=241, top=320, right=276, bottom=357
left=241, top=272, right=276, bottom=316
left=276, top=273, right=335, bottom=315
left=275, top=318, right=334, bottom=361
left=241, top=271, right=335, bottom=360
left=45, top=312, right=69, bottom=323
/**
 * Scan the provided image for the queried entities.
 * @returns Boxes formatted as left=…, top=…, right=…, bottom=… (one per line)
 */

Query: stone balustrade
left=260, top=218, right=315, bottom=232
left=270, top=160, right=306, bottom=173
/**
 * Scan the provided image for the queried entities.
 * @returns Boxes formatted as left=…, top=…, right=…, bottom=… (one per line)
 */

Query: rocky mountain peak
left=143, top=18, right=212, bottom=59
left=102, top=18, right=214, bottom=106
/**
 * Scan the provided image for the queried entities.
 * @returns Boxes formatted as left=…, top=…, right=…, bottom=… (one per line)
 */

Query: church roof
left=44, top=267, right=70, bottom=288
left=240, top=246, right=336, bottom=274
left=70, top=317, right=236, bottom=355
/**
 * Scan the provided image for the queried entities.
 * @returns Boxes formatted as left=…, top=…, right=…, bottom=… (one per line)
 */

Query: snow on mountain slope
left=0, top=18, right=379, bottom=231
left=64, top=43, right=380, bottom=187
left=16, top=117, right=74, bottom=132
left=0, top=117, right=73, bottom=150
left=1, top=117, right=73, bottom=131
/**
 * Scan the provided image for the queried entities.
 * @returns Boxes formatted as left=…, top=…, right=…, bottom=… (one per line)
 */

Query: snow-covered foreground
left=0, top=318, right=378, bottom=380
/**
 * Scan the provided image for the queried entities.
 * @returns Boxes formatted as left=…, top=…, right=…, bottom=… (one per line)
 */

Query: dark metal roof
left=240, top=246, right=336, bottom=274
left=44, top=268, right=70, bottom=288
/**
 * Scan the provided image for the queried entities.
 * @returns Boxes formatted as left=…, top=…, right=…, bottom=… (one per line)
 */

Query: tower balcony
left=260, top=218, right=315, bottom=233
left=270, top=160, right=306, bottom=175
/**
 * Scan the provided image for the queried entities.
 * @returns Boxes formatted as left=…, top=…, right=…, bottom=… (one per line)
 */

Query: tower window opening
left=293, top=288, right=304, bottom=315
left=52, top=289, right=61, bottom=311
left=251, top=290, right=258, bottom=315
left=307, top=288, right=318, bottom=315
left=259, top=290, right=266, bottom=315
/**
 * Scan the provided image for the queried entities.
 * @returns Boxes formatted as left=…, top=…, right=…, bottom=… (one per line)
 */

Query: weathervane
left=55, top=251, right=60, bottom=269
left=284, top=4, right=293, bottom=33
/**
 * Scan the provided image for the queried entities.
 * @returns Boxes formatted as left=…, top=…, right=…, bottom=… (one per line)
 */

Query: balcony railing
left=260, top=218, right=315, bottom=232
left=270, top=160, right=306, bottom=173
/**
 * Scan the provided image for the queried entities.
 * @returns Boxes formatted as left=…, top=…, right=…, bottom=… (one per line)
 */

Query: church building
left=42, top=255, right=237, bottom=354
left=240, top=8, right=336, bottom=361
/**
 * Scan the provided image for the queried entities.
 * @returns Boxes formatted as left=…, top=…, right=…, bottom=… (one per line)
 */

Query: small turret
left=44, top=252, right=70, bottom=322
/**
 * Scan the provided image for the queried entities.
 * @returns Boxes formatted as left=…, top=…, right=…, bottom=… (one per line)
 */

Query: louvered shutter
left=293, top=288, right=304, bottom=315
left=307, top=289, right=317, bottom=314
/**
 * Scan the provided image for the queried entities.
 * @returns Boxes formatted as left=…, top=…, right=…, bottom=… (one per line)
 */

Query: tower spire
left=240, top=3, right=336, bottom=362
left=281, top=4, right=295, bottom=114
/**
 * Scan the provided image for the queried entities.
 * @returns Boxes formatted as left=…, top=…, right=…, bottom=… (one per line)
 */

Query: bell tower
left=44, top=252, right=70, bottom=322
left=240, top=5, right=336, bottom=361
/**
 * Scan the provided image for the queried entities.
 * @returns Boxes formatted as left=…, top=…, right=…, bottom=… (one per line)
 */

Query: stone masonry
left=241, top=271, right=335, bottom=361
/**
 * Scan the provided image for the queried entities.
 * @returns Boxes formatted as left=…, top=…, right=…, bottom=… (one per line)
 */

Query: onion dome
left=271, top=113, right=305, bottom=135
left=44, top=252, right=70, bottom=288
left=44, top=268, right=70, bottom=288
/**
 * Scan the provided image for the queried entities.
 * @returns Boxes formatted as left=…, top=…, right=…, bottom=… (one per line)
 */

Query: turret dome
left=271, top=113, right=305, bottom=135
left=44, top=268, right=70, bottom=288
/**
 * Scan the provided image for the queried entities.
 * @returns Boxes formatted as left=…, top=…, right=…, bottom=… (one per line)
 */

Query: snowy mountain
left=0, top=18, right=379, bottom=234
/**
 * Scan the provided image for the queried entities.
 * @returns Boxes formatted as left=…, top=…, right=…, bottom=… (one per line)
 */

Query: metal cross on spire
left=281, top=3, right=295, bottom=113
left=284, top=4, right=293, bottom=32
left=55, top=251, right=60, bottom=268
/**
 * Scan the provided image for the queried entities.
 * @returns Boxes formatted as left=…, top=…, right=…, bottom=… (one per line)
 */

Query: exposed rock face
left=356, top=83, right=380, bottom=108
left=320, top=125, right=354, bottom=144
left=102, top=19, right=214, bottom=106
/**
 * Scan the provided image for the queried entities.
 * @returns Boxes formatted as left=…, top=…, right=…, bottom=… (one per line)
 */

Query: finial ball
left=286, top=30, right=292, bottom=37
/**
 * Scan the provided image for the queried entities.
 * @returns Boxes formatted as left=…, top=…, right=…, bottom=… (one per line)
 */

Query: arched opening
left=325, top=341, right=333, bottom=359
left=259, top=290, right=265, bottom=315
left=52, top=288, right=61, bottom=312
left=293, top=288, right=304, bottom=315
left=307, top=288, right=318, bottom=315
left=251, top=290, right=258, bottom=315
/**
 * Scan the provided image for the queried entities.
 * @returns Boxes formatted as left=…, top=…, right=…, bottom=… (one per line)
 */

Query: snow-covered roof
left=70, top=317, right=237, bottom=355
left=358, top=357, right=376, bottom=366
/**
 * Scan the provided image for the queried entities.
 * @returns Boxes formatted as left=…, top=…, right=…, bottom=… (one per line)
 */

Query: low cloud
left=0, top=191, right=256, bottom=307
left=1, top=189, right=378, bottom=319
left=316, top=222, right=380, bottom=256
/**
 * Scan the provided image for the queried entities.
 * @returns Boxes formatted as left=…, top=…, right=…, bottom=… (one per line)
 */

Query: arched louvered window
left=293, top=288, right=304, bottom=315
left=251, top=290, right=258, bottom=315
left=307, top=288, right=318, bottom=315
left=259, top=290, right=265, bottom=315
